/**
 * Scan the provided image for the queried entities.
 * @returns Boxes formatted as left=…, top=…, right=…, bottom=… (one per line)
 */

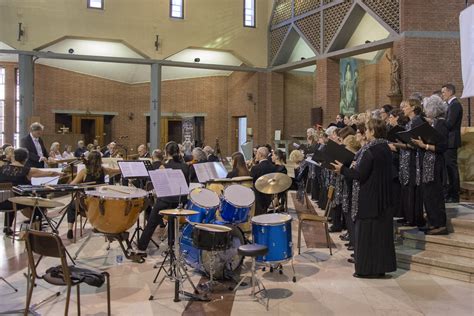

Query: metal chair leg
left=77, top=284, right=81, bottom=316
left=64, top=285, right=71, bottom=316
left=105, top=272, right=111, bottom=316
left=324, top=222, right=332, bottom=256
left=297, top=219, right=303, bottom=255
left=24, top=275, right=34, bottom=316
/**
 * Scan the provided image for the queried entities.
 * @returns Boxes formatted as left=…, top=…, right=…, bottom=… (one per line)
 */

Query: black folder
left=387, top=125, right=405, bottom=143
left=312, top=139, right=355, bottom=170
left=396, top=122, right=445, bottom=145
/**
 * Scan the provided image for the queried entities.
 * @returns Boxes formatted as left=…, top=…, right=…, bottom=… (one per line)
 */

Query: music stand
left=147, top=170, right=208, bottom=302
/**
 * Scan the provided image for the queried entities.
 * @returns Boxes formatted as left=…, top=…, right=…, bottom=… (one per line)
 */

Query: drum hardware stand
left=261, top=259, right=296, bottom=283
left=149, top=214, right=209, bottom=302
left=234, top=256, right=269, bottom=310
left=197, top=251, right=219, bottom=292
left=0, top=276, right=17, bottom=292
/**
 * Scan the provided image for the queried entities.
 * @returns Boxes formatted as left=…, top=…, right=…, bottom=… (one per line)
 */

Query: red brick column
left=314, top=58, right=340, bottom=126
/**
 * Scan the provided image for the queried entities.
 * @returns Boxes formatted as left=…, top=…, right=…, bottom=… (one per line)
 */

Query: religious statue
left=386, top=53, right=401, bottom=95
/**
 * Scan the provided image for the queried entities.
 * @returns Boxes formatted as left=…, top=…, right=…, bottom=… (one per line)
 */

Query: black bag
left=46, top=265, right=105, bottom=287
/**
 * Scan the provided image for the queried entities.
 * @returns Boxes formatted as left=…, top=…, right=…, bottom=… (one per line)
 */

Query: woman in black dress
left=411, top=95, right=449, bottom=235
left=137, top=141, right=189, bottom=253
left=0, top=148, right=63, bottom=235
left=387, top=108, right=409, bottom=218
left=272, top=149, right=287, bottom=174
left=332, top=119, right=396, bottom=278
left=66, top=151, right=120, bottom=239
left=396, top=99, right=425, bottom=227
left=226, top=152, right=250, bottom=178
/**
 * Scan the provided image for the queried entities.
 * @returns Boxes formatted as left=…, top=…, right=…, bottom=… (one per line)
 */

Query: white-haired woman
left=188, top=147, right=207, bottom=183
left=49, top=142, right=62, bottom=160
left=411, top=95, right=449, bottom=235
left=49, top=142, right=64, bottom=167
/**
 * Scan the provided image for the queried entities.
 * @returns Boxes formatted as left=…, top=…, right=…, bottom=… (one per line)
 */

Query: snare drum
left=186, top=188, right=220, bottom=223
left=251, top=213, right=293, bottom=263
left=220, top=185, right=255, bottom=224
left=85, top=185, right=147, bottom=234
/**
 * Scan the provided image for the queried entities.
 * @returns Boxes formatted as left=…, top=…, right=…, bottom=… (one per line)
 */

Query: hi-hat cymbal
left=8, top=196, right=65, bottom=208
left=160, top=208, right=199, bottom=216
left=255, top=172, right=292, bottom=194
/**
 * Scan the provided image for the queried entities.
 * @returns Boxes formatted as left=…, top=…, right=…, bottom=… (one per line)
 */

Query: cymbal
left=255, top=172, right=292, bottom=194
left=8, top=196, right=65, bottom=208
left=160, top=208, right=199, bottom=216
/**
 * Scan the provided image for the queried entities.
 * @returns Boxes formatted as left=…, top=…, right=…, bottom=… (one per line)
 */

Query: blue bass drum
left=251, top=214, right=293, bottom=263
left=179, top=223, right=245, bottom=279
left=180, top=224, right=200, bottom=269
left=186, top=188, right=220, bottom=223
left=220, top=184, right=255, bottom=224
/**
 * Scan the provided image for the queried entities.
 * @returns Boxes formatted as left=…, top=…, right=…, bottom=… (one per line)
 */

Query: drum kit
left=150, top=172, right=295, bottom=302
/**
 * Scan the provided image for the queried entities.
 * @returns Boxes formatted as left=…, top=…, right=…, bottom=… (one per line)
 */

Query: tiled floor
left=1, top=194, right=474, bottom=315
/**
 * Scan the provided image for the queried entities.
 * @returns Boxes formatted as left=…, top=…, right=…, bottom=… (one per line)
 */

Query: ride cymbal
left=255, top=172, right=292, bottom=194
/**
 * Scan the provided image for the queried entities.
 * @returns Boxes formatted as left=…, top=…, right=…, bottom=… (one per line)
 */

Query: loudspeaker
left=311, top=107, right=323, bottom=126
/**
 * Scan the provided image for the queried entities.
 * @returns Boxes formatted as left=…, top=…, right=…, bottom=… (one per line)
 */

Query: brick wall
left=284, top=72, right=314, bottom=138
left=357, top=52, right=392, bottom=112
left=34, top=64, right=232, bottom=154
left=396, top=0, right=472, bottom=126
left=314, top=58, right=340, bottom=126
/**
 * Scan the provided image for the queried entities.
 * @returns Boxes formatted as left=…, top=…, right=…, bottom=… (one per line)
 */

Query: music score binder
left=387, top=125, right=405, bottom=143
left=396, top=122, right=445, bottom=145
left=312, top=140, right=355, bottom=170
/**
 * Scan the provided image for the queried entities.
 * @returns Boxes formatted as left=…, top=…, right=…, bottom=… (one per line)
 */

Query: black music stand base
left=148, top=215, right=209, bottom=303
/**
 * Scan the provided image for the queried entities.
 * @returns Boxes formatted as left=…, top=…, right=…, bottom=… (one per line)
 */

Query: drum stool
left=234, top=244, right=269, bottom=310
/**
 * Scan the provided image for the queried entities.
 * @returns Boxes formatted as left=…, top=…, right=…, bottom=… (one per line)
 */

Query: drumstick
left=102, top=186, right=131, bottom=195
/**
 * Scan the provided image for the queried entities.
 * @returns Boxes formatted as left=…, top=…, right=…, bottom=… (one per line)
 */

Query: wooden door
left=72, top=115, right=105, bottom=145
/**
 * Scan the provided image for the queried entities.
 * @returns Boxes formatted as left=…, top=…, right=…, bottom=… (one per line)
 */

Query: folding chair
left=24, top=230, right=111, bottom=316
left=297, top=185, right=335, bottom=255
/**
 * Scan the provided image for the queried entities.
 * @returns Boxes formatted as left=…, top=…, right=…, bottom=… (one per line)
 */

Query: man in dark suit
left=74, top=140, right=87, bottom=158
left=441, top=84, right=463, bottom=203
left=203, top=146, right=219, bottom=162
left=20, top=122, right=49, bottom=168
left=250, top=146, right=277, bottom=216
left=137, top=144, right=150, bottom=158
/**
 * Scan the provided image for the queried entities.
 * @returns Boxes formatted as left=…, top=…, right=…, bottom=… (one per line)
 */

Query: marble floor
left=1, top=194, right=474, bottom=316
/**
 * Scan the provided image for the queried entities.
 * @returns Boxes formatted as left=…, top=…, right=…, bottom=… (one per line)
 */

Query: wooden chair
left=24, top=230, right=111, bottom=316
left=297, top=185, right=335, bottom=256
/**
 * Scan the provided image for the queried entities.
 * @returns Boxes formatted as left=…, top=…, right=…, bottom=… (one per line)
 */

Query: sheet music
left=31, top=168, right=63, bottom=185
left=149, top=169, right=189, bottom=197
left=118, top=161, right=149, bottom=178
left=193, top=162, right=228, bottom=183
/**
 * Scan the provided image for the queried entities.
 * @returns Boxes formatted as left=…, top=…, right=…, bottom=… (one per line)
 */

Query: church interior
left=1, top=0, right=474, bottom=315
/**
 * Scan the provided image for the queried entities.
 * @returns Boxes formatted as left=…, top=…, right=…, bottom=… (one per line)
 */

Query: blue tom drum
left=220, top=184, right=255, bottom=224
left=251, top=213, right=293, bottom=263
left=186, top=188, right=220, bottom=223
